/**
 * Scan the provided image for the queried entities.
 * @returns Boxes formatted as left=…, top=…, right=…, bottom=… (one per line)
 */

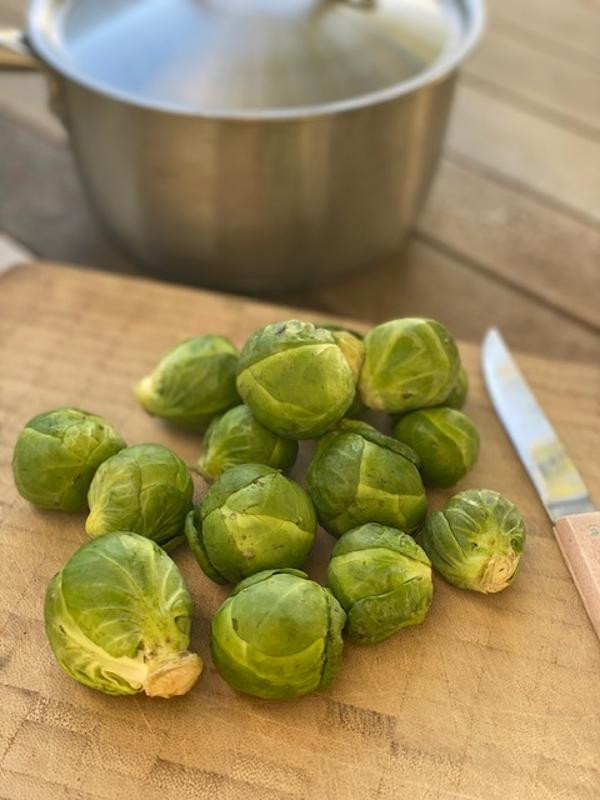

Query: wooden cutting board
left=1, top=263, right=599, bottom=800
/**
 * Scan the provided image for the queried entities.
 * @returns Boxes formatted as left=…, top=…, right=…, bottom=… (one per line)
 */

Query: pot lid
left=28, top=0, right=482, bottom=117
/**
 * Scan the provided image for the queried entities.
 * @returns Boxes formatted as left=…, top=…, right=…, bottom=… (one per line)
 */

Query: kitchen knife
left=482, top=328, right=600, bottom=639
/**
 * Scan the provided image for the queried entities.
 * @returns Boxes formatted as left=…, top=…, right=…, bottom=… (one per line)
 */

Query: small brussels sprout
left=359, top=318, right=460, bottom=413
left=393, top=407, right=480, bottom=488
left=86, top=443, right=193, bottom=551
left=135, top=335, right=239, bottom=430
left=421, top=489, right=526, bottom=593
left=211, top=568, right=346, bottom=699
left=12, top=408, right=126, bottom=512
left=45, top=532, right=202, bottom=697
left=444, top=365, right=469, bottom=409
left=327, top=524, right=433, bottom=644
left=236, top=320, right=363, bottom=439
left=306, top=420, right=427, bottom=537
left=185, top=464, right=316, bottom=583
left=197, top=405, right=298, bottom=481
left=322, top=326, right=367, bottom=419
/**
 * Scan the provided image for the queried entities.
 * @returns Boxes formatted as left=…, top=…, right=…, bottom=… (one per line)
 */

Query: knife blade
left=481, top=328, right=595, bottom=521
left=482, top=328, right=600, bottom=639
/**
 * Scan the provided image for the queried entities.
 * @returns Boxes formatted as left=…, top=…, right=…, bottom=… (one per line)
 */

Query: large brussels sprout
left=211, top=568, right=345, bottom=699
left=197, top=405, right=298, bottom=481
left=393, top=407, right=480, bottom=488
left=86, top=443, right=193, bottom=551
left=12, top=408, right=126, bottom=512
left=421, top=489, right=526, bottom=593
left=236, top=320, right=363, bottom=439
left=135, top=335, right=239, bottom=430
left=327, top=524, right=433, bottom=644
left=306, top=420, right=427, bottom=537
left=45, top=532, right=202, bottom=697
left=359, top=318, right=460, bottom=413
left=444, top=365, right=469, bottom=410
left=185, top=464, right=316, bottom=584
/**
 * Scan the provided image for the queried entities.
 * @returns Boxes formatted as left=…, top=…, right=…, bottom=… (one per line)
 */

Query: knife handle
left=554, top=512, right=600, bottom=640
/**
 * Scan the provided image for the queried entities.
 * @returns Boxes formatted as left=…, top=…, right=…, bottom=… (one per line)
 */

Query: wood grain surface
left=1, top=263, right=599, bottom=800
left=1, top=0, right=599, bottom=365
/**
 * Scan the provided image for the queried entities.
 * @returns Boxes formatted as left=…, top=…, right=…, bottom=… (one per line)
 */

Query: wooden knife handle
left=554, top=512, right=600, bottom=640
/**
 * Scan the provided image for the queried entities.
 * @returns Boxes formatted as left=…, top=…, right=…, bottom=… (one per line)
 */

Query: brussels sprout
left=135, top=335, right=239, bottom=430
left=393, top=407, right=480, bottom=488
left=86, top=443, right=193, bottom=551
left=45, top=532, right=202, bottom=697
left=197, top=405, right=298, bottom=481
left=306, top=420, right=427, bottom=537
left=421, top=489, right=526, bottom=593
left=444, top=365, right=469, bottom=409
left=327, top=524, right=433, bottom=644
left=359, top=318, right=460, bottom=413
left=185, top=464, right=316, bottom=583
left=323, top=326, right=367, bottom=419
left=12, top=408, right=126, bottom=512
left=211, top=568, right=345, bottom=699
left=236, top=320, right=363, bottom=439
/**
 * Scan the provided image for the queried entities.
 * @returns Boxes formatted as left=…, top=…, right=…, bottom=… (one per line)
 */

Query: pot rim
left=26, top=0, right=485, bottom=121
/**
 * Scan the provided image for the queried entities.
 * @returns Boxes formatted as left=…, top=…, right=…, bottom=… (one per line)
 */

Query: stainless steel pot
left=0, top=0, right=484, bottom=291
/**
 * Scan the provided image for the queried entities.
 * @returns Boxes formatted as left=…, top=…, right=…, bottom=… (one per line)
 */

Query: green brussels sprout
left=393, top=407, right=480, bottom=488
left=12, top=408, right=126, bottom=512
left=306, top=420, right=427, bottom=537
left=211, top=568, right=346, bottom=699
left=327, top=524, right=433, bottom=644
left=197, top=405, right=298, bottom=481
left=185, top=464, right=316, bottom=583
left=45, top=532, right=202, bottom=697
left=421, top=489, right=526, bottom=593
left=323, top=326, right=367, bottom=419
left=359, top=318, right=460, bottom=413
left=444, top=365, right=469, bottom=409
left=135, top=335, right=239, bottom=430
left=236, top=320, right=363, bottom=439
left=86, top=443, right=193, bottom=551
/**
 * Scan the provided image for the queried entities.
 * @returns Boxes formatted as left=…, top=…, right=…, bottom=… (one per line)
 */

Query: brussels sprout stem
left=143, top=651, right=203, bottom=698
left=479, top=553, right=520, bottom=594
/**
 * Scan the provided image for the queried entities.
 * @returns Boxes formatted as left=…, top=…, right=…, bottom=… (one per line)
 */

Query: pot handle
left=0, top=29, right=40, bottom=70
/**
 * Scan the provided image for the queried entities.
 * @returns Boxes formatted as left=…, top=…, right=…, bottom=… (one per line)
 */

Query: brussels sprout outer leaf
left=12, top=408, right=126, bottom=511
left=320, top=589, right=347, bottom=689
left=211, top=569, right=345, bottom=699
left=421, top=489, right=526, bottom=593
left=45, top=532, right=202, bottom=697
left=236, top=321, right=356, bottom=439
left=135, top=335, right=239, bottom=430
left=307, top=427, right=427, bottom=537
left=327, top=524, right=433, bottom=644
left=359, top=318, right=460, bottom=413
left=338, top=420, right=420, bottom=467
left=86, top=444, right=193, bottom=550
left=197, top=405, right=297, bottom=481
left=184, top=508, right=228, bottom=584
left=329, top=330, right=366, bottom=383
left=199, top=466, right=316, bottom=583
left=345, top=577, right=432, bottom=644
left=444, top=366, right=469, bottom=410
left=393, top=407, right=480, bottom=488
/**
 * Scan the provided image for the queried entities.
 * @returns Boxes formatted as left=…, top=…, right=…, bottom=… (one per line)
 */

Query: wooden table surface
left=1, top=263, right=599, bottom=800
left=0, top=0, right=599, bottom=366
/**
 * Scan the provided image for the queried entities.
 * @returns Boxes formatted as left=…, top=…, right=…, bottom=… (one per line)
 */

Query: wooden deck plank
left=447, top=84, right=600, bottom=224
left=304, top=237, right=600, bottom=363
left=464, top=26, right=600, bottom=136
left=488, top=0, right=600, bottom=63
left=418, top=159, right=600, bottom=331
